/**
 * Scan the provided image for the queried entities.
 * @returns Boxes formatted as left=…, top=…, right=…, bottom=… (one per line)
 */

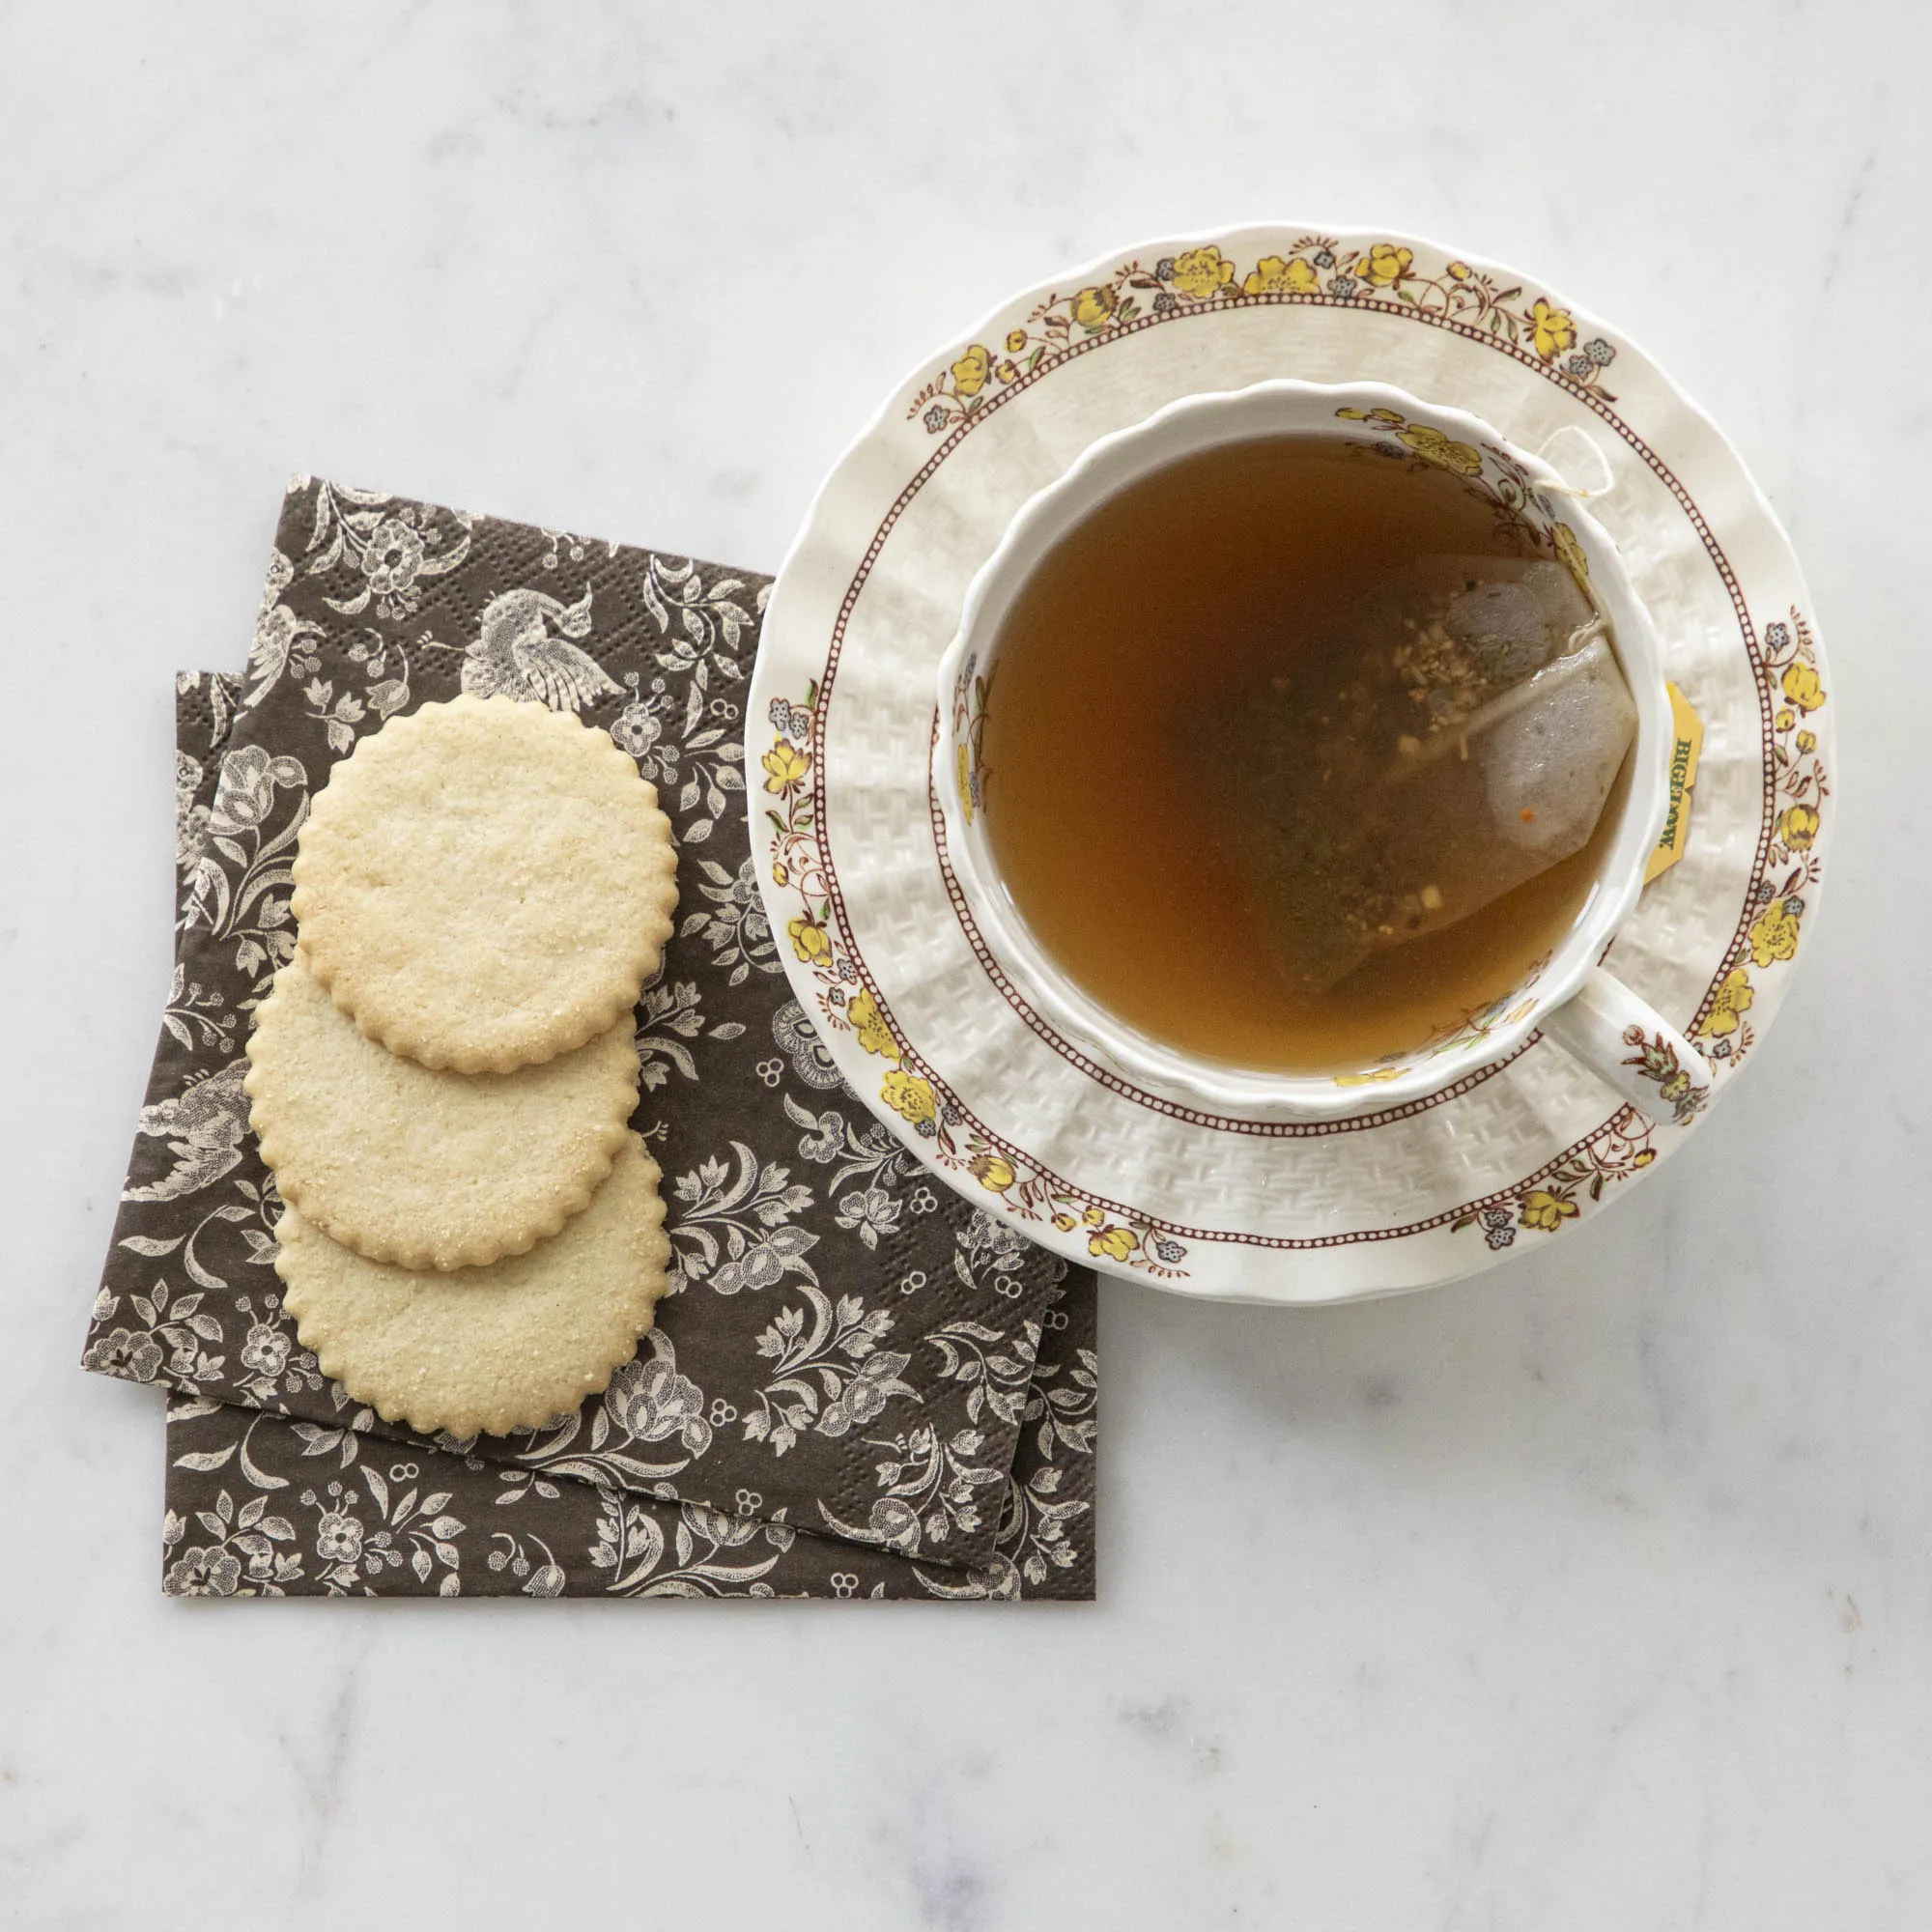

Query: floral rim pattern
left=764, top=690, right=1188, bottom=1280
left=909, top=239, right=1621, bottom=436
left=753, top=228, right=1831, bottom=1289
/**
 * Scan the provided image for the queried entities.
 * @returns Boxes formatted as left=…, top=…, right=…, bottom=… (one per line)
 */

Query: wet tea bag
left=1194, top=556, right=1635, bottom=992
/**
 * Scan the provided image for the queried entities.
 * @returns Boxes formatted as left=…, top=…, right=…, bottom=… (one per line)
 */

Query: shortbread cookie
left=291, top=694, right=678, bottom=1072
left=275, top=1134, right=671, bottom=1438
left=245, top=952, right=640, bottom=1271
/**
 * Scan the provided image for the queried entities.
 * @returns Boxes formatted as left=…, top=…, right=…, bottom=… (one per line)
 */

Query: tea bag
left=1193, top=555, right=1635, bottom=992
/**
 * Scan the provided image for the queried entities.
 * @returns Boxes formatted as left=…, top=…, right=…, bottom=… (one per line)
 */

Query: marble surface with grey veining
left=3, top=2, right=1926, bottom=1925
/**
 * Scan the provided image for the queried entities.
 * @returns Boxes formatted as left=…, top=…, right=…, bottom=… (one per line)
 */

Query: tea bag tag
left=1644, top=682, right=1704, bottom=882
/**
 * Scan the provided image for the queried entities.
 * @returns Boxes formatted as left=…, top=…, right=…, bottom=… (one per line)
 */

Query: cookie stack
left=242, top=695, right=681, bottom=1437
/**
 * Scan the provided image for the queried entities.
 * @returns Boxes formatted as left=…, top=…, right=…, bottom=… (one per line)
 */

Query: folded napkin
left=85, top=481, right=1097, bottom=1599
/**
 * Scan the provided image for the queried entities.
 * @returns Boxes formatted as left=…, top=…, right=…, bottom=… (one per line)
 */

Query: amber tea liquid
left=978, top=436, right=1626, bottom=1074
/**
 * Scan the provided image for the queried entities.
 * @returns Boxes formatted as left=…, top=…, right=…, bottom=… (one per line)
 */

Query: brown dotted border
left=792, top=283, right=1795, bottom=1252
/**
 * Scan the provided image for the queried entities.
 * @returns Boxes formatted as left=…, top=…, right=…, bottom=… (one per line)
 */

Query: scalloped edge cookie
left=291, top=694, right=678, bottom=1073
left=245, top=952, right=640, bottom=1271
left=275, top=1134, right=672, bottom=1438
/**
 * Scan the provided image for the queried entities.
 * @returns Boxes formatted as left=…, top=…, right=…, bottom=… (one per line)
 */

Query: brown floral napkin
left=84, top=481, right=1097, bottom=1599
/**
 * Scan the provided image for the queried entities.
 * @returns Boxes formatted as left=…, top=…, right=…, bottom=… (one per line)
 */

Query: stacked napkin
left=83, top=479, right=1097, bottom=1600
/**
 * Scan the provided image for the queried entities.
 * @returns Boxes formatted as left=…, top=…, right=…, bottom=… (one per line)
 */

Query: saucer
left=748, top=224, right=1833, bottom=1304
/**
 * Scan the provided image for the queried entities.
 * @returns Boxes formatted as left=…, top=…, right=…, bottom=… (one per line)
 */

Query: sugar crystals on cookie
left=291, top=694, right=679, bottom=1073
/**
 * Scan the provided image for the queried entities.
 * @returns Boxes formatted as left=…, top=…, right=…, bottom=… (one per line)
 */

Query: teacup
left=932, top=379, right=1714, bottom=1125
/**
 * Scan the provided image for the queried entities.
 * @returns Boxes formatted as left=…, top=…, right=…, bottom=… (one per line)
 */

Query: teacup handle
left=1538, top=968, right=1715, bottom=1126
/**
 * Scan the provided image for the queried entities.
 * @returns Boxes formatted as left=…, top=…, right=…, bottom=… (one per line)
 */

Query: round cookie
left=245, top=952, right=641, bottom=1271
left=275, top=1134, right=672, bottom=1438
left=291, top=694, right=679, bottom=1072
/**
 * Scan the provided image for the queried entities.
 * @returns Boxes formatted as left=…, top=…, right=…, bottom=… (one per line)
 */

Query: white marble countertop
left=3, top=3, right=1924, bottom=1924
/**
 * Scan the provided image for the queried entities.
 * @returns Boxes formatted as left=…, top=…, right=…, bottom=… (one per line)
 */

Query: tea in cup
left=934, top=380, right=1712, bottom=1124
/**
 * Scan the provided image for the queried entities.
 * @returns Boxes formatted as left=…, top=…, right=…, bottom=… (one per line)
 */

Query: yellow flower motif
left=1368, top=406, right=1405, bottom=424
left=1081, top=1206, right=1104, bottom=1227
left=1005, top=328, right=1028, bottom=355
left=951, top=344, right=992, bottom=397
left=1552, top=523, right=1590, bottom=582
left=1242, top=255, right=1319, bottom=296
left=1748, top=899, right=1802, bottom=967
left=1052, top=1211, right=1077, bottom=1233
left=1448, top=260, right=1472, bottom=280
left=1072, top=284, right=1118, bottom=329
left=771, top=860, right=789, bottom=887
left=1170, top=245, right=1236, bottom=299
left=1529, top=298, right=1577, bottom=360
left=1360, top=242, right=1414, bottom=288
left=761, top=742, right=809, bottom=792
left=847, top=988, right=895, bottom=1058
left=1797, top=729, right=1817, bottom=753
left=996, top=358, right=1018, bottom=384
left=1634, top=1148, right=1658, bottom=1167
left=880, top=1068, right=937, bottom=1126
left=1776, top=708, right=1795, bottom=732
left=787, top=915, right=831, bottom=966
left=954, top=742, right=974, bottom=824
left=1088, top=1224, right=1136, bottom=1263
left=1779, top=803, right=1821, bottom=852
left=1703, top=966, right=1755, bottom=1038
left=1520, top=1190, right=1578, bottom=1234
left=1399, top=423, right=1483, bottom=476
left=1781, top=662, right=1825, bottom=712
left=970, top=1151, right=1016, bottom=1192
